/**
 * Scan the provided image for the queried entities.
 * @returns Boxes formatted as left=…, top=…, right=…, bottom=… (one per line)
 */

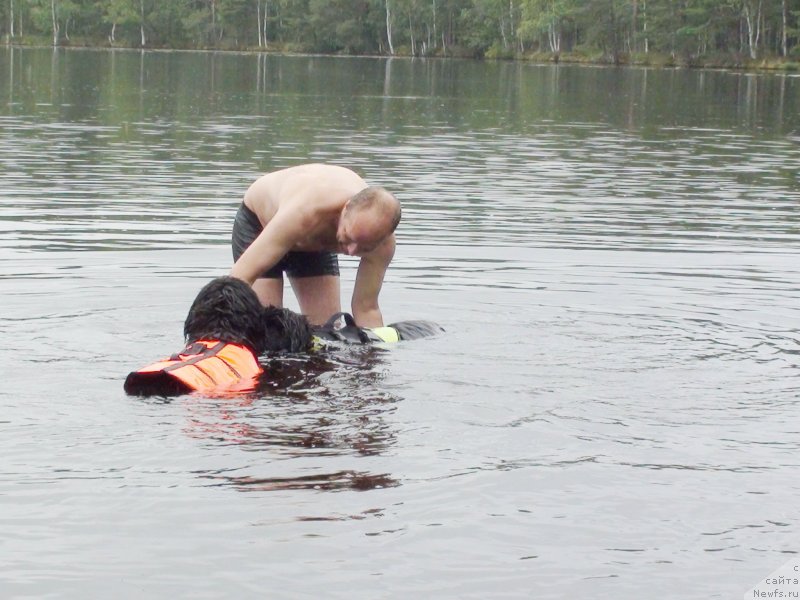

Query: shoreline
left=5, top=38, right=799, bottom=74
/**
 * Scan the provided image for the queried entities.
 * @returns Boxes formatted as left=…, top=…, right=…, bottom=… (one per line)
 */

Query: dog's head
left=183, top=276, right=314, bottom=355
left=183, top=276, right=267, bottom=354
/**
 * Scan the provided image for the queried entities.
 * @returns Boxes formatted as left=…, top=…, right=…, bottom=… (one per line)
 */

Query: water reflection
left=204, top=470, right=399, bottom=493
left=3, top=48, right=798, bottom=260
left=169, top=348, right=401, bottom=493
left=4, top=47, right=799, bottom=130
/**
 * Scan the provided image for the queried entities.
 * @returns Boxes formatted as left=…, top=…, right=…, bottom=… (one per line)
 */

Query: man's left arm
left=351, top=234, right=396, bottom=328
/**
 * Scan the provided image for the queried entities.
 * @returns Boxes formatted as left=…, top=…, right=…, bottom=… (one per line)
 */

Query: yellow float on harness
left=312, top=313, right=441, bottom=345
left=368, top=326, right=401, bottom=343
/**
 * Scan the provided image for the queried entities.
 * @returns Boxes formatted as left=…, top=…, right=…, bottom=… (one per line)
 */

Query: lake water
left=1, top=47, right=799, bottom=599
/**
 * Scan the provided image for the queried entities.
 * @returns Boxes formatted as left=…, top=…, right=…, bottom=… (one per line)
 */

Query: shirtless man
left=229, top=164, right=401, bottom=328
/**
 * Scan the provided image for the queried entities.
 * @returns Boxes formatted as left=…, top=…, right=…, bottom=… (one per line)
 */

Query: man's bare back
left=229, top=164, right=401, bottom=327
left=242, top=164, right=368, bottom=252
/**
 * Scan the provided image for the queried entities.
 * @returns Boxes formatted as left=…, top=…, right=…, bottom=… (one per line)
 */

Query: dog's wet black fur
left=183, top=276, right=313, bottom=355
left=262, top=305, right=315, bottom=353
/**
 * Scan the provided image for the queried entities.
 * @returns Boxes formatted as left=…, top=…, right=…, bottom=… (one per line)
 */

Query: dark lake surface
left=2, top=47, right=799, bottom=598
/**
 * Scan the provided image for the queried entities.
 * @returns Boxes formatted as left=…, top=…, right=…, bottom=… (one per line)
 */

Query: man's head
left=337, top=186, right=401, bottom=256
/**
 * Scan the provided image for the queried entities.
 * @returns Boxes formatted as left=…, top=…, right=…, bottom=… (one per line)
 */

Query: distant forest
left=3, top=0, right=800, bottom=65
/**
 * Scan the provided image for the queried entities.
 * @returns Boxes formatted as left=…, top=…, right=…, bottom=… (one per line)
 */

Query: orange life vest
left=124, top=340, right=263, bottom=396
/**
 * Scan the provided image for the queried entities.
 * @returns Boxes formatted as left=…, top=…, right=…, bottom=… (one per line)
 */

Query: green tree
left=99, top=0, right=137, bottom=43
left=27, top=0, right=59, bottom=44
left=519, top=0, right=577, bottom=52
left=270, top=0, right=312, bottom=48
left=2, top=0, right=797, bottom=58
left=569, top=0, right=628, bottom=59
left=219, top=0, right=254, bottom=46
left=459, top=0, right=507, bottom=55
left=5, top=0, right=16, bottom=38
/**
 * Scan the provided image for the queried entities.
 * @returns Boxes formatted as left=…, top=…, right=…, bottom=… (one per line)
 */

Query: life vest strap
left=169, top=341, right=214, bottom=361
left=164, top=341, right=231, bottom=373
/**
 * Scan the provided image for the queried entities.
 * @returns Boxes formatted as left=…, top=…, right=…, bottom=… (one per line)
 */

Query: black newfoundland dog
left=124, top=277, right=313, bottom=396
left=125, top=276, right=443, bottom=396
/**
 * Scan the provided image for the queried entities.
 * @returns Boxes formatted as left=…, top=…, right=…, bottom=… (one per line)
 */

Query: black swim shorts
left=231, top=203, right=340, bottom=279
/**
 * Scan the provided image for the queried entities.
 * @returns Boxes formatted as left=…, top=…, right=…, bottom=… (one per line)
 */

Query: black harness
left=312, top=312, right=385, bottom=344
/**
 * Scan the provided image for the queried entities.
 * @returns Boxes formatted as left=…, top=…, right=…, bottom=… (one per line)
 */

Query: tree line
left=3, top=0, right=800, bottom=64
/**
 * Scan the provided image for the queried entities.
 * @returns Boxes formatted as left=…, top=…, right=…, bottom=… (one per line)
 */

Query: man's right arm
left=230, top=208, right=306, bottom=284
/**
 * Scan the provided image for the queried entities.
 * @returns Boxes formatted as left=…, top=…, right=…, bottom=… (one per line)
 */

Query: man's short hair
left=347, top=186, right=402, bottom=232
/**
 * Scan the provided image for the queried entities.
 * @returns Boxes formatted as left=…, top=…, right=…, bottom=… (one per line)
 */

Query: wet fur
left=183, top=276, right=313, bottom=355
left=262, top=305, right=315, bottom=353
